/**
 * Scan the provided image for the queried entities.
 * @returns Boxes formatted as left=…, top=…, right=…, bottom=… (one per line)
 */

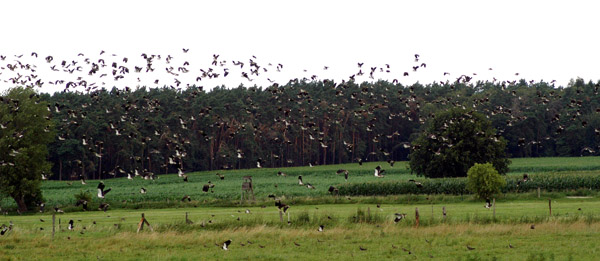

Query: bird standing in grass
left=202, top=182, right=215, bottom=192
left=68, top=220, right=74, bottom=230
left=328, top=186, right=339, bottom=195
left=222, top=239, right=232, bottom=250
left=298, top=175, right=304, bottom=185
left=76, top=199, right=88, bottom=211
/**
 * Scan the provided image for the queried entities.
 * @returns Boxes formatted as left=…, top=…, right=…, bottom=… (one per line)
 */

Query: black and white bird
left=374, top=166, right=385, bottom=177
left=336, top=169, right=348, bottom=175
left=318, top=225, right=324, bottom=232
left=394, top=213, right=407, bottom=223
left=75, top=199, right=88, bottom=211
left=97, top=181, right=111, bottom=198
left=275, top=200, right=290, bottom=213
left=0, top=225, right=9, bottom=235
left=306, top=183, right=315, bottom=189
left=485, top=198, right=492, bottom=209
left=98, top=203, right=110, bottom=212
left=216, top=173, right=225, bottom=180
left=202, top=182, right=215, bottom=192
left=298, top=175, right=304, bottom=185
left=408, top=179, right=423, bottom=188
left=344, top=171, right=349, bottom=182
left=140, top=187, right=147, bottom=194
left=222, top=239, right=232, bottom=250
left=68, top=220, right=74, bottom=230
left=181, top=195, right=191, bottom=202
left=328, top=186, right=339, bottom=194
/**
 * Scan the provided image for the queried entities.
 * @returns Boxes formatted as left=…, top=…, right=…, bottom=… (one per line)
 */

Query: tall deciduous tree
left=0, top=87, right=54, bottom=212
left=409, top=108, right=510, bottom=178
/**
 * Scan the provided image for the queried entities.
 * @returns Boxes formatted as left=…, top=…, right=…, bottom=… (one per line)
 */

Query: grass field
left=2, top=199, right=600, bottom=260
left=3, top=157, right=600, bottom=259
left=3, top=156, right=600, bottom=211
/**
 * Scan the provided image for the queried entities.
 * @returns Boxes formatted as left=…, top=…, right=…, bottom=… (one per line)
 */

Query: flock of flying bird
left=0, top=49, right=597, bottom=254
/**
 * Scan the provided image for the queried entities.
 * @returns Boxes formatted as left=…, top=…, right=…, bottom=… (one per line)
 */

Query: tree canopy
left=0, top=87, right=54, bottom=212
left=1, top=77, right=595, bottom=182
left=409, top=108, right=510, bottom=178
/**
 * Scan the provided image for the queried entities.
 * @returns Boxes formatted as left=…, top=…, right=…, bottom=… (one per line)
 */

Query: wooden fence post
left=548, top=199, right=552, bottom=216
left=442, top=206, right=447, bottom=221
left=52, top=213, right=56, bottom=239
left=186, top=212, right=193, bottom=224
left=492, top=198, right=496, bottom=220
left=431, top=205, right=434, bottom=223
left=538, top=187, right=541, bottom=198
left=279, top=211, right=284, bottom=222
left=137, top=213, right=153, bottom=233
left=415, top=207, right=420, bottom=228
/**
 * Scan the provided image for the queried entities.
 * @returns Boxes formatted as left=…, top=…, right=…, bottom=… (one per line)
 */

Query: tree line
left=32, top=78, right=600, bottom=180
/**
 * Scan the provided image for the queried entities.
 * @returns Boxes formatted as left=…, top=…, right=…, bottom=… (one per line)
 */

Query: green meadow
left=3, top=157, right=600, bottom=260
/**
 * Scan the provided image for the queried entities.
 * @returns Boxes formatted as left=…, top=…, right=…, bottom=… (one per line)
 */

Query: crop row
left=338, top=172, right=600, bottom=196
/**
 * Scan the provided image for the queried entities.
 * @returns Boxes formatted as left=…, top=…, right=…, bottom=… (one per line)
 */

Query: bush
left=74, top=190, right=92, bottom=203
left=466, top=163, right=506, bottom=199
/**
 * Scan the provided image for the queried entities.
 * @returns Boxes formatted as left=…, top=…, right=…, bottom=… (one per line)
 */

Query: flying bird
left=374, top=166, right=385, bottom=177
left=275, top=200, right=289, bottom=213
left=394, top=213, right=407, bottom=223
left=97, top=181, right=111, bottom=198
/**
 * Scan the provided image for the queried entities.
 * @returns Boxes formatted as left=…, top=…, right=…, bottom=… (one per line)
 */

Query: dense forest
left=33, top=78, right=600, bottom=180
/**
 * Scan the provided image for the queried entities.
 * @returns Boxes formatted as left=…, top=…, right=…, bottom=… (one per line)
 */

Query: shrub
left=466, top=163, right=506, bottom=199
left=74, top=190, right=92, bottom=203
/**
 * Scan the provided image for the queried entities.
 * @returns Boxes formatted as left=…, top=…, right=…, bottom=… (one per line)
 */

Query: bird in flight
left=394, top=213, right=407, bottom=223
left=97, top=181, right=111, bottom=198
left=374, top=166, right=385, bottom=177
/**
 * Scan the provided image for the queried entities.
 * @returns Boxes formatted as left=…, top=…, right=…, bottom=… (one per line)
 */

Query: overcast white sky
left=0, top=0, right=598, bottom=93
